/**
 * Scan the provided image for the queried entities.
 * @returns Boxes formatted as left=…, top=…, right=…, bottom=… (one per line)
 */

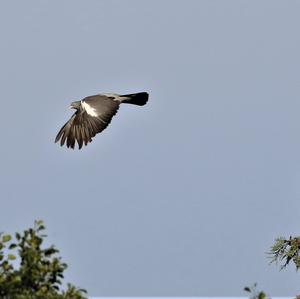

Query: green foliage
left=245, top=236, right=300, bottom=298
left=244, top=283, right=269, bottom=299
left=0, top=220, right=88, bottom=299
left=268, top=236, right=300, bottom=270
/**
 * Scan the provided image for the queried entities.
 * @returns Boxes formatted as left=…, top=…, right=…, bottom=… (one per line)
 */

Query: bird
left=55, top=92, right=149, bottom=149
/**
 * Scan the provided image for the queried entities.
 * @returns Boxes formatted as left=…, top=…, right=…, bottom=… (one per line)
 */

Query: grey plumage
left=55, top=92, right=149, bottom=149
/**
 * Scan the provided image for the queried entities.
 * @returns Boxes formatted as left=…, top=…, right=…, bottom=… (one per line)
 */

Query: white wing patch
left=81, top=101, right=98, bottom=117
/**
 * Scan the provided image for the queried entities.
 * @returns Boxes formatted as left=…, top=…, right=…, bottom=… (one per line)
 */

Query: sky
left=1, top=0, right=300, bottom=296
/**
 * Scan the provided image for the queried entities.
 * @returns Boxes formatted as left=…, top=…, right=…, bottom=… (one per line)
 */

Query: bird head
left=69, top=101, right=81, bottom=110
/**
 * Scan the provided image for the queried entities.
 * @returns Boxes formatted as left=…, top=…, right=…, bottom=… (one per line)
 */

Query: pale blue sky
left=1, top=0, right=300, bottom=296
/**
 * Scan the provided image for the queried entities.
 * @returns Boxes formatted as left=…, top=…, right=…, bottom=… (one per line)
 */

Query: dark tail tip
left=121, top=92, right=149, bottom=106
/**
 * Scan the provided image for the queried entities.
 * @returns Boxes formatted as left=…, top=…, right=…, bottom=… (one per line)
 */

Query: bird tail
left=120, top=92, right=149, bottom=106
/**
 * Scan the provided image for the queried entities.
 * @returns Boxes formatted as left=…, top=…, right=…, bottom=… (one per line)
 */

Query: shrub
left=268, top=236, right=300, bottom=270
left=0, top=220, right=87, bottom=299
left=244, top=283, right=269, bottom=299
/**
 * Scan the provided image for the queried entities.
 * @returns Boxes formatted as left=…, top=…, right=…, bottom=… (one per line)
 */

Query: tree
left=245, top=235, right=300, bottom=299
left=0, top=220, right=88, bottom=299
left=268, top=236, right=300, bottom=270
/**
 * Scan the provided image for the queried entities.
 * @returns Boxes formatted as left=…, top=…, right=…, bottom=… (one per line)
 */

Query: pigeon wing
left=55, top=96, right=119, bottom=149
left=55, top=113, right=77, bottom=148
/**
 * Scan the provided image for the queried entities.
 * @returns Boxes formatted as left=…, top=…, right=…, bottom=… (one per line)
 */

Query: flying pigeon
left=55, top=92, right=149, bottom=149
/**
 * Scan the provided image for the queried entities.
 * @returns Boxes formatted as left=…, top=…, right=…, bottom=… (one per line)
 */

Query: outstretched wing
left=55, top=96, right=119, bottom=149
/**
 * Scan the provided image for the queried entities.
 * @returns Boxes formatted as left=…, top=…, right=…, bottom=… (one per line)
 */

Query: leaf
left=8, top=254, right=16, bottom=260
left=2, top=261, right=10, bottom=270
left=258, top=291, right=267, bottom=299
left=38, top=225, right=46, bottom=231
left=36, top=220, right=44, bottom=227
left=13, top=275, right=21, bottom=283
left=8, top=243, right=17, bottom=250
left=44, top=247, right=58, bottom=256
left=2, top=235, right=11, bottom=243
left=15, top=232, right=21, bottom=240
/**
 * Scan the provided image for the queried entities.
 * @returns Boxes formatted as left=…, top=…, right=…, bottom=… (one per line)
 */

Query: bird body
left=55, top=92, right=148, bottom=149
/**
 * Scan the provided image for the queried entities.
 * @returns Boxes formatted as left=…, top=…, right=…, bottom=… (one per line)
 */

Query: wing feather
left=55, top=96, right=120, bottom=149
